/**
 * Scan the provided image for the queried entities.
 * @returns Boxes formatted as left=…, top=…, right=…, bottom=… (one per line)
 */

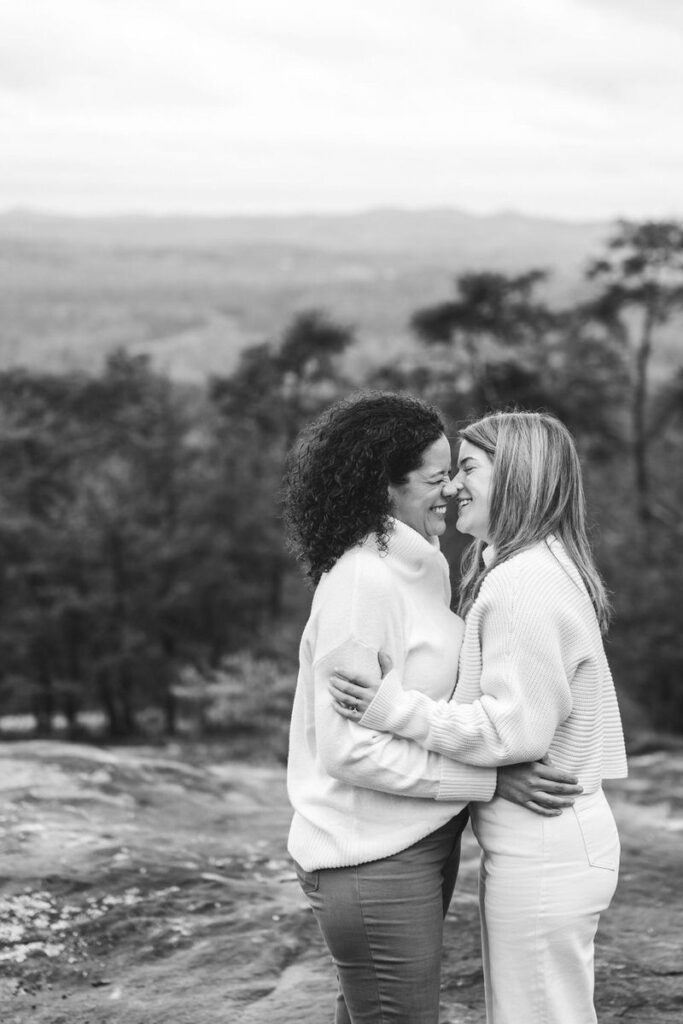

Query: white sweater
left=287, top=519, right=497, bottom=871
left=362, top=537, right=627, bottom=792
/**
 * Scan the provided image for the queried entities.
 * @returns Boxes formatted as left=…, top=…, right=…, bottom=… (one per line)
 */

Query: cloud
left=0, top=0, right=682, bottom=216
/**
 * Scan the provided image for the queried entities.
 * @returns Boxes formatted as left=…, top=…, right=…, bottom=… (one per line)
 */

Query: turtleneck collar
left=385, top=517, right=441, bottom=568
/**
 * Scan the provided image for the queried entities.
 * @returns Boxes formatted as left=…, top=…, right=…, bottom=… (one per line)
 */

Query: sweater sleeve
left=360, top=567, right=574, bottom=766
left=313, top=638, right=496, bottom=801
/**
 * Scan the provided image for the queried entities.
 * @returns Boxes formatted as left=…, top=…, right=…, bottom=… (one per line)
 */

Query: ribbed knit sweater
left=361, top=536, right=627, bottom=792
left=287, top=519, right=497, bottom=872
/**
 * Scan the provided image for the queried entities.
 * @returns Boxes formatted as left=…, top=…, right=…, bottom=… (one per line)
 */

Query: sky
left=2, top=0, right=683, bottom=220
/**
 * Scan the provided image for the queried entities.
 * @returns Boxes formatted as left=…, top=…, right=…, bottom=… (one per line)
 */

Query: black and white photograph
left=0, top=2, right=682, bottom=1022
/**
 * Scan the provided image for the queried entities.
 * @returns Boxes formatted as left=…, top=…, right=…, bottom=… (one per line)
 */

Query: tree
left=545, top=307, right=632, bottom=460
left=586, top=220, right=683, bottom=526
left=212, top=308, right=354, bottom=445
left=410, top=270, right=558, bottom=416
left=0, top=370, right=90, bottom=734
left=0, top=354, right=217, bottom=737
left=72, top=351, right=204, bottom=735
left=209, top=310, right=355, bottom=624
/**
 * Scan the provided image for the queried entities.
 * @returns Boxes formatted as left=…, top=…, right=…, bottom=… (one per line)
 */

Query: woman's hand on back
left=330, top=651, right=393, bottom=720
left=496, top=755, right=583, bottom=816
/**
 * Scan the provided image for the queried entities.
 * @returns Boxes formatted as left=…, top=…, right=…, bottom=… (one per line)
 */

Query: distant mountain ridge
left=0, top=207, right=614, bottom=380
left=0, top=205, right=609, bottom=254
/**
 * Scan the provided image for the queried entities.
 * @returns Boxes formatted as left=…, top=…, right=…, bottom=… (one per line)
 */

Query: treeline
left=1, top=219, right=682, bottom=740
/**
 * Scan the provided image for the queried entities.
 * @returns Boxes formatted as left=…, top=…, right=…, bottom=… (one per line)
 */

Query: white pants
left=471, top=788, right=620, bottom=1024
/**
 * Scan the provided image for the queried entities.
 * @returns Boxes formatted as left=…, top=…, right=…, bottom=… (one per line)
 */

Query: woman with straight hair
left=285, top=396, right=582, bottom=1024
left=331, top=410, right=627, bottom=1024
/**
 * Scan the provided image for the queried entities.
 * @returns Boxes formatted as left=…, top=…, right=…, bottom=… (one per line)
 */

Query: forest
left=1, top=218, right=682, bottom=752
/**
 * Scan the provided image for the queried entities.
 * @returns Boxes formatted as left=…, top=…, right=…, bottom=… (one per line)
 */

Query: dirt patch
left=0, top=740, right=681, bottom=1023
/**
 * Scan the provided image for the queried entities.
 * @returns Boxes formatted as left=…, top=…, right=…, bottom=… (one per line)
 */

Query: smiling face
left=387, top=434, right=456, bottom=540
left=454, top=439, right=494, bottom=543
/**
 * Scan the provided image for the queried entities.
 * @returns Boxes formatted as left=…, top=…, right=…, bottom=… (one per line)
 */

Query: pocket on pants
left=572, top=797, right=620, bottom=871
left=294, top=861, right=320, bottom=894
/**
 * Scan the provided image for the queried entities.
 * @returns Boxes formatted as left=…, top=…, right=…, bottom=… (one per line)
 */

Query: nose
left=449, top=469, right=467, bottom=494
left=442, top=475, right=459, bottom=498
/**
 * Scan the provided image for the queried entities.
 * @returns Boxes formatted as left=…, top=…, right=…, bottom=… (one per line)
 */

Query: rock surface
left=0, top=740, right=682, bottom=1023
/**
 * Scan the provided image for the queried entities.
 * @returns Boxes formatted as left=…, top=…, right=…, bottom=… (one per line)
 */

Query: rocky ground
left=0, top=739, right=681, bottom=1023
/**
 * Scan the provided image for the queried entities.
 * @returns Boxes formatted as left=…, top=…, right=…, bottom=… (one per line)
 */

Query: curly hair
left=283, top=391, right=446, bottom=583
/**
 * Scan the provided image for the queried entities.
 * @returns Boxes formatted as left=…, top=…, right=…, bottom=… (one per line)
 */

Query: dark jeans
left=294, top=808, right=469, bottom=1024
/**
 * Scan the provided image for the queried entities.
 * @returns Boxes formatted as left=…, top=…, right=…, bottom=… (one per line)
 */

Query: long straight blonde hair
left=457, top=411, right=612, bottom=631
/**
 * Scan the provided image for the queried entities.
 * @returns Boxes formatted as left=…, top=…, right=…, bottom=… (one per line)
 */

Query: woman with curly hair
left=284, top=393, right=580, bottom=1024
left=330, top=410, right=627, bottom=1024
